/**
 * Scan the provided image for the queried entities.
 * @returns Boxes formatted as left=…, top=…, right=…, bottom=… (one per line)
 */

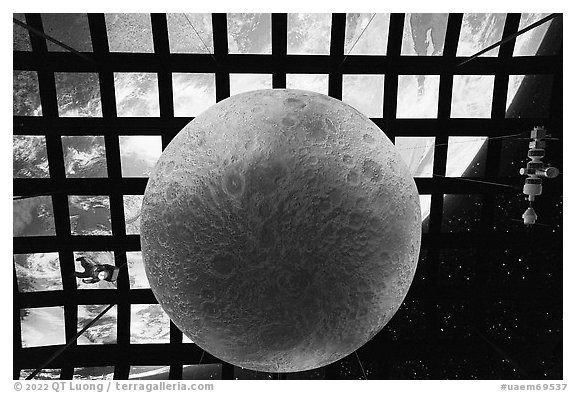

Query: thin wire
left=182, top=14, right=219, bottom=66
left=338, top=14, right=377, bottom=69
left=13, top=18, right=95, bottom=63
left=457, top=13, right=560, bottom=67
left=510, top=218, right=552, bottom=227
left=394, top=132, right=524, bottom=153
left=198, top=350, right=205, bottom=364
left=14, top=190, right=74, bottom=201
left=355, top=350, right=367, bottom=380
left=470, top=325, right=529, bottom=378
left=26, top=303, right=115, bottom=380
left=432, top=173, right=520, bottom=190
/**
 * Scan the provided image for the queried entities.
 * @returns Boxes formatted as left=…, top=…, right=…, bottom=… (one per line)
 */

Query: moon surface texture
left=140, top=89, right=421, bottom=373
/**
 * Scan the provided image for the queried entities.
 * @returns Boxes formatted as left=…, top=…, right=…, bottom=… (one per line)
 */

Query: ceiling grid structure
left=13, top=13, right=562, bottom=380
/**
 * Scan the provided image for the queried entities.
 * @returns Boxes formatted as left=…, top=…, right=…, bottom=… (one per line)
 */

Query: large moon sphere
left=141, top=89, right=421, bottom=372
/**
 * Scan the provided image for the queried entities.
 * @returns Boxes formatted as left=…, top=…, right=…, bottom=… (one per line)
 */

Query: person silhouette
left=74, top=256, right=111, bottom=284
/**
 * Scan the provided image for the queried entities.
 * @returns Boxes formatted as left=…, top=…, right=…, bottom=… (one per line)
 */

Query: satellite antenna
left=519, top=127, right=559, bottom=226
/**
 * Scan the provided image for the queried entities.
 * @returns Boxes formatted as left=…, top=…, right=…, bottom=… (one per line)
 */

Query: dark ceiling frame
left=13, top=13, right=562, bottom=380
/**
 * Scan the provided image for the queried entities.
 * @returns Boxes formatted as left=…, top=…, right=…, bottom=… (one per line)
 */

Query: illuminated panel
left=68, top=196, right=112, bottom=236
left=514, top=13, right=555, bottom=57
left=182, top=334, right=194, bottom=344
left=124, top=195, right=143, bottom=235
left=342, top=74, right=384, bottom=118
left=229, top=73, right=272, bottom=96
left=127, top=252, right=150, bottom=289
left=55, top=73, right=102, bottom=117
left=397, top=75, right=440, bottom=118
left=20, top=306, right=66, bottom=348
left=456, top=13, right=507, bottom=57
left=286, top=74, right=329, bottom=95
left=167, top=13, right=213, bottom=54
left=129, top=365, right=170, bottom=380
left=419, top=195, right=432, bottom=233
left=506, top=74, right=553, bottom=118
left=14, top=253, right=63, bottom=292
left=19, top=369, right=61, bottom=380
left=287, top=13, right=331, bottom=55
left=73, top=367, right=115, bottom=380
left=401, top=13, right=448, bottom=56
left=172, top=73, right=216, bottom=117
left=41, top=13, right=93, bottom=52
left=182, top=364, right=222, bottom=379
left=345, top=13, right=389, bottom=55
left=13, top=135, right=50, bottom=178
left=105, top=13, right=154, bottom=53
left=114, top=73, right=160, bottom=117
left=130, top=304, right=170, bottom=344
left=227, top=13, right=272, bottom=54
left=119, top=136, right=162, bottom=177
left=13, top=70, right=42, bottom=116
left=451, top=75, right=495, bottom=118
left=13, top=13, right=31, bottom=51
left=394, top=136, right=435, bottom=177
left=77, top=304, right=118, bottom=345
left=62, top=136, right=108, bottom=178
left=446, top=136, right=488, bottom=177
left=13, top=196, right=56, bottom=237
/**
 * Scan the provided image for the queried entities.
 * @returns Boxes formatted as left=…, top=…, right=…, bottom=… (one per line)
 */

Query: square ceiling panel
left=114, top=73, right=160, bottom=117
left=401, top=13, right=448, bottom=56
left=20, top=306, right=66, bottom=348
left=286, top=74, right=329, bottom=95
left=394, top=136, right=435, bottom=177
left=13, top=135, right=50, bottom=178
left=15, top=252, right=62, bottom=293
left=105, top=13, right=154, bottom=53
left=13, top=196, right=56, bottom=237
left=451, top=75, right=495, bottom=118
left=13, top=14, right=31, bottom=51
left=167, top=13, right=214, bottom=54
left=342, top=74, right=384, bottom=117
left=119, top=135, right=162, bottom=177
left=345, top=13, right=389, bottom=55
left=13, top=70, right=42, bottom=116
left=456, top=13, right=507, bottom=57
left=68, top=195, right=112, bottom=236
left=55, top=73, right=102, bottom=117
left=41, top=13, right=93, bottom=52
left=288, top=13, right=332, bottom=55
left=230, top=73, right=272, bottom=96
left=172, top=73, right=216, bottom=116
left=514, top=13, right=556, bottom=57
left=62, top=136, right=108, bottom=178
left=397, top=75, right=440, bottom=118
left=227, top=13, right=272, bottom=54
left=77, top=304, right=118, bottom=344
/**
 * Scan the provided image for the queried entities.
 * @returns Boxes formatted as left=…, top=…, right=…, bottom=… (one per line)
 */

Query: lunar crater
left=141, top=89, right=421, bottom=373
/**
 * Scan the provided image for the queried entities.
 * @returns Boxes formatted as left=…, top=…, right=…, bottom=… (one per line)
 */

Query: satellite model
left=519, top=126, right=559, bottom=225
